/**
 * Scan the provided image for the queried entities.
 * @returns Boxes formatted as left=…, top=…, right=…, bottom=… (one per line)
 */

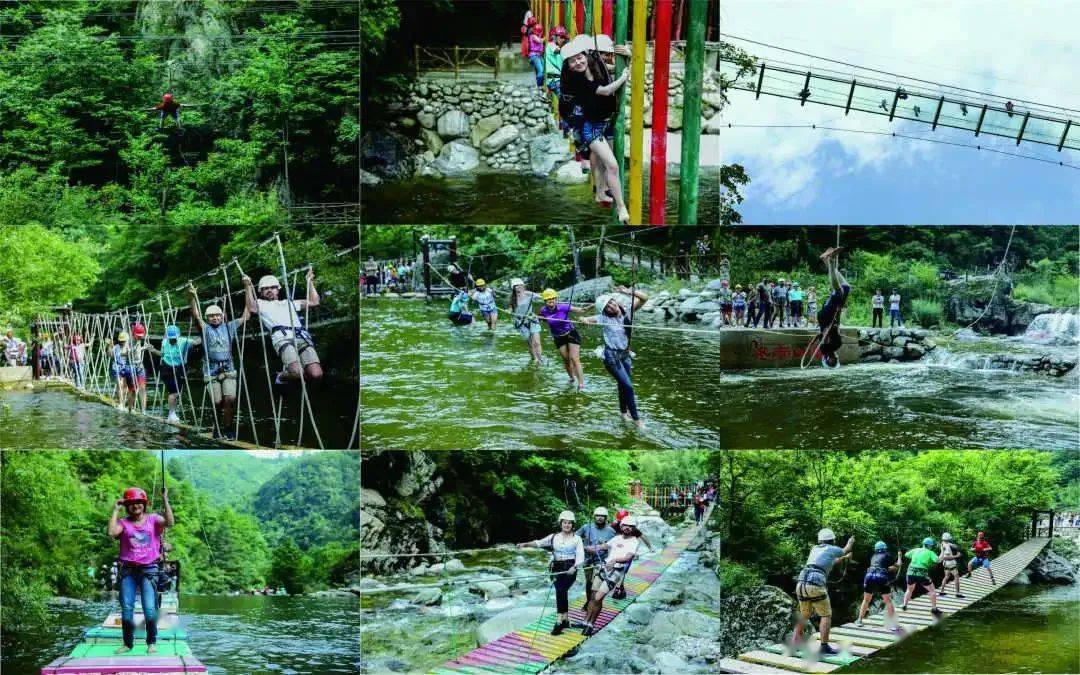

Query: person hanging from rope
left=937, top=532, right=965, bottom=598
left=577, top=506, right=616, bottom=611
left=581, top=286, right=648, bottom=429
left=583, top=34, right=629, bottom=205
left=790, top=528, right=854, bottom=656
left=130, top=324, right=151, bottom=413
left=517, top=509, right=584, bottom=636
left=108, top=485, right=174, bottom=655
left=815, top=247, right=851, bottom=369
left=538, top=288, right=591, bottom=390
left=965, top=531, right=996, bottom=584
left=69, top=334, right=86, bottom=389
left=581, top=515, right=643, bottom=636
left=469, top=279, right=498, bottom=330
left=855, top=541, right=902, bottom=630
left=145, top=325, right=194, bottom=424
left=187, top=277, right=257, bottom=440
left=508, top=278, right=544, bottom=365
left=447, top=288, right=474, bottom=327
left=559, top=35, right=632, bottom=223
left=248, top=269, right=323, bottom=386
left=111, top=331, right=136, bottom=411
left=900, top=537, right=946, bottom=616
left=147, top=93, right=183, bottom=130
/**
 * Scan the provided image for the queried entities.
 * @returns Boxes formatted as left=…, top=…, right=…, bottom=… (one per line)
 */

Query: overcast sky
left=718, top=0, right=1080, bottom=224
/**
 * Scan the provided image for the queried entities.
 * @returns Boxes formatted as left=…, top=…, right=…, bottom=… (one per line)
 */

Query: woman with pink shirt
left=107, top=485, right=174, bottom=654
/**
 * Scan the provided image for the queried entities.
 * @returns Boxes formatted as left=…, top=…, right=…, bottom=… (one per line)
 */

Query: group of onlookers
left=363, top=257, right=414, bottom=296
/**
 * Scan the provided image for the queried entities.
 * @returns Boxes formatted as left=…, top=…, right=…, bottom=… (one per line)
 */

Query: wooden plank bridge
left=719, top=536, right=1051, bottom=673
left=432, top=513, right=706, bottom=674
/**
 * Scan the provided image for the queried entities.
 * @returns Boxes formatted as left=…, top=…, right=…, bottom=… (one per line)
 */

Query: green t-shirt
left=905, top=547, right=939, bottom=576
left=544, top=42, right=563, bottom=78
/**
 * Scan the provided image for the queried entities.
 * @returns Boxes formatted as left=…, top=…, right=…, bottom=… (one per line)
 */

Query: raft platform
left=432, top=518, right=703, bottom=674
left=719, top=537, right=1051, bottom=673
left=41, top=591, right=206, bottom=674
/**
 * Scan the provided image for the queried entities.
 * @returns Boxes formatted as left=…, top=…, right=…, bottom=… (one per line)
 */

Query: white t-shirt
left=605, top=534, right=641, bottom=566
left=889, top=294, right=901, bottom=311
left=257, top=298, right=308, bottom=331
left=533, top=532, right=585, bottom=564
left=872, top=294, right=884, bottom=309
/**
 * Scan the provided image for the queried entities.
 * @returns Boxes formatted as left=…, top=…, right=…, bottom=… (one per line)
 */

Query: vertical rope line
left=222, top=263, right=260, bottom=446
left=248, top=260, right=283, bottom=447
left=274, top=235, right=324, bottom=449
left=190, top=285, right=222, bottom=438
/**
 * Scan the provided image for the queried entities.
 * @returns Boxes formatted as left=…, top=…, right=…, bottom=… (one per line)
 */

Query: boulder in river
left=412, top=588, right=443, bottom=605
left=479, top=124, right=519, bottom=155
left=529, top=132, right=572, bottom=176
left=468, top=580, right=510, bottom=600
left=553, top=159, right=588, bottom=184
left=717, top=585, right=795, bottom=656
left=436, top=109, right=470, bottom=139
left=444, top=559, right=465, bottom=573
left=1028, top=549, right=1077, bottom=583
left=469, top=114, right=503, bottom=147
left=361, top=129, right=413, bottom=180
left=476, top=606, right=547, bottom=645
left=430, top=141, right=480, bottom=177
left=643, top=608, right=722, bottom=647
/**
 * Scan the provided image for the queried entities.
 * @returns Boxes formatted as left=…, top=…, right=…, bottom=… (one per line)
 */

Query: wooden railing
left=414, top=45, right=500, bottom=79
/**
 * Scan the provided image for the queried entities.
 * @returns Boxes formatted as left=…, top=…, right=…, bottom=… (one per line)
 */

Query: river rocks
left=971, top=353, right=1076, bottom=376
left=430, top=141, right=480, bottom=176
left=444, top=558, right=465, bottom=573
left=944, top=274, right=1056, bottom=335
left=360, top=452, right=447, bottom=574
left=360, top=168, right=382, bottom=186
left=625, top=602, right=655, bottom=625
left=644, top=609, right=722, bottom=647
left=717, top=585, right=795, bottom=656
left=477, top=607, right=547, bottom=645
left=417, top=110, right=435, bottom=129
left=468, top=580, right=510, bottom=600
left=436, top=109, right=470, bottom=139
left=553, top=159, right=588, bottom=184
left=412, top=588, right=443, bottom=605
left=469, top=114, right=503, bottom=147
left=859, top=328, right=936, bottom=362
left=360, top=129, right=413, bottom=180
left=557, top=276, right=613, bottom=303
left=419, top=128, right=443, bottom=156
left=653, top=651, right=689, bottom=672
left=529, top=132, right=572, bottom=175
left=1008, top=570, right=1031, bottom=585
left=480, top=124, right=519, bottom=154
left=1028, top=549, right=1077, bottom=583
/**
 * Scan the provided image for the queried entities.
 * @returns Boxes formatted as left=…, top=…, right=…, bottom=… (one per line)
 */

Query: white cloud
left=717, top=0, right=1080, bottom=208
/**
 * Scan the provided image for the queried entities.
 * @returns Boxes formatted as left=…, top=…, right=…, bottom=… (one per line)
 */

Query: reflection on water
left=2, top=594, right=360, bottom=675
left=360, top=301, right=1079, bottom=450
left=359, top=171, right=722, bottom=225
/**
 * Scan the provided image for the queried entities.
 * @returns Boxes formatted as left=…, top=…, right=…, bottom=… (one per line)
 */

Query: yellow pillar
left=628, top=0, right=647, bottom=225
left=592, top=0, right=603, bottom=32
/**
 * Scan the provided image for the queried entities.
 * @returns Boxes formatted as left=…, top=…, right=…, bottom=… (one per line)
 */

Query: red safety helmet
left=122, top=487, right=148, bottom=505
left=551, top=25, right=568, bottom=39
left=162, top=93, right=174, bottom=103
left=132, top=323, right=147, bottom=339
left=526, top=15, right=537, bottom=25
left=615, top=508, right=630, bottom=522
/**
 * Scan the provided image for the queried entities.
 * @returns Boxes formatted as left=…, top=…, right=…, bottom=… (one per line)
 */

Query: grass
left=1013, top=274, right=1079, bottom=307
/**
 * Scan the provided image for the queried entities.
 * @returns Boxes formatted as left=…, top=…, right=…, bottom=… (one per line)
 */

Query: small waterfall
left=1023, top=310, right=1080, bottom=346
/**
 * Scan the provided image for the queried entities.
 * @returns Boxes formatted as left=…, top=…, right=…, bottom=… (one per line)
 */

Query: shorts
left=553, top=328, right=581, bottom=349
left=795, top=582, right=831, bottom=618
left=971, top=557, right=991, bottom=569
left=720, top=302, right=733, bottom=312
left=906, top=573, right=932, bottom=587
left=592, top=566, right=627, bottom=593
left=943, top=560, right=958, bottom=570
left=206, top=370, right=237, bottom=404
left=863, top=571, right=891, bottom=595
left=159, top=367, right=184, bottom=395
left=448, top=311, right=473, bottom=326
left=274, top=333, right=320, bottom=369
left=516, top=320, right=542, bottom=339
left=480, top=308, right=498, bottom=319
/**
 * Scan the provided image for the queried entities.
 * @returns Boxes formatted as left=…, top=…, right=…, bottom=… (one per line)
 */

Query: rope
left=953, top=224, right=1019, bottom=334
left=358, top=565, right=602, bottom=595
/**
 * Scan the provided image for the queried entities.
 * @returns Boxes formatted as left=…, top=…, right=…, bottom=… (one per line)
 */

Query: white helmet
left=204, top=304, right=224, bottom=317
left=258, top=274, right=280, bottom=289
left=560, top=34, right=593, bottom=61
left=595, top=294, right=614, bottom=314
left=593, top=34, right=615, bottom=53
left=941, top=532, right=953, bottom=542
left=593, top=506, right=609, bottom=517
left=509, top=277, right=525, bottom=288
left=817, top=528, right=836, bottom=543
left=621, top=516, right=638, bottom=528
left=557, top=510, right=575, bottom=523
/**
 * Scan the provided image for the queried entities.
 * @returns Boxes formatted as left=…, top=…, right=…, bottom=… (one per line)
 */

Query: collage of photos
left=0, top=1, right=362, bottom=674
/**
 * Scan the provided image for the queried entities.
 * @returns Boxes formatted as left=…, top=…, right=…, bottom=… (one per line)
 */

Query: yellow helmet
left=541, top=288, right=559, bottom=301
left=475, top=278, right=486, bottom=287
left=117, top=332, right=129, bottom=342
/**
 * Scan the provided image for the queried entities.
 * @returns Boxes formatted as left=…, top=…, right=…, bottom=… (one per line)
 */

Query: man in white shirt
left=581, top=516, right=643, bottom=636
left=247, top=268, right=323, bottom=385
left=871, top=289, right=885, bottom=328
left=889, top=289, right=903, bottom=327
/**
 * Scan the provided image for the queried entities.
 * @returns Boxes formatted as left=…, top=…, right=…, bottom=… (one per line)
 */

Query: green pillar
left=677, top=0, right=707, bottom=224
left=612, top=0, right=630, bottom=224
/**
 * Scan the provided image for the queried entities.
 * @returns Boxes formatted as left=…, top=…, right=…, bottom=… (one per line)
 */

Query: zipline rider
left=247, top=268, right=323, bottom=385
left=187, top=276, right=258, bottom=440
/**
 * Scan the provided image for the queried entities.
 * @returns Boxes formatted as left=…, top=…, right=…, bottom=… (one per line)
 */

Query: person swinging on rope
left=447, top=288, right=474, bottom=327
left=187, top=276, right=257, bottom=440
left=247, top=269, right=323, bottom=386
left=148, top=93, right=183, bottom=130
left=814, top=247, right=851, bottom=369
left=582, top=287, right=648, bottom=429
left=790, top=528, right=854, bottom=656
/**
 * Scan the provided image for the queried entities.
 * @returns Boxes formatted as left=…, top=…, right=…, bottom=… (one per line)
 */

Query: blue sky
left=719, top=0, right=1080, bottom=224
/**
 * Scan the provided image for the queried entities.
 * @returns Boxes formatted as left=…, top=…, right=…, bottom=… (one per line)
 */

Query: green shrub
left=718, top=559, right=763, bottom=596
left=1013, top=282, right=1055, bottom=306
left=911, top=299, right=943, bottom=328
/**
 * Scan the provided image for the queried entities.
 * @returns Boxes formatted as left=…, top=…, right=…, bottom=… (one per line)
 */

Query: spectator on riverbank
left=806, top=286, right=818, bottom=327
left=2, top=329, right=26, bottom=366
left=733, top=285, right=747, bottom=326
left=789, top=282, right=805, bottom=327
left=872, top=289, right=885, bottom=327
left=363, top=256, right=379, bottom=297
left=889, top=289, right=903, bottom=327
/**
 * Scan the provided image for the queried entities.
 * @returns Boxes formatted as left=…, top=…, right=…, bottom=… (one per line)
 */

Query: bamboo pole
left=628, top=0, right=647, bottom=224
left=593, top=0, right=603, bottom=32
left=649, top=0, right=673, bottom=225
left=611, top=0, right=630, bottom=225
left=677, top=0, right=706, bottom=224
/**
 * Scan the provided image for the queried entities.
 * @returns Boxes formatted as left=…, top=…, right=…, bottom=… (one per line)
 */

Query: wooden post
left=677, top=0, right=706, bottom=224
left=415, top=44, right=420, bottom=78
left=493, top=47, right=499, bottom=79
left=649, top=0, right=673, bottom=225
left=454, top=45, right=459, bottom=79
left=628, top=0, right=647, bottom=224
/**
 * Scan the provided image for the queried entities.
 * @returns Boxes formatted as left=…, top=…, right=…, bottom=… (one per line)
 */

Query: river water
left=360, top=301, right=1079, bottom=450
left=359, top=171, right=722, bottom=225
left=2, top=594, right=360, bottom=675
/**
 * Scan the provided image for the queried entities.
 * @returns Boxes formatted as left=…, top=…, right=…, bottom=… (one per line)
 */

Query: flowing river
left=2, top=594, right=360, bottom=675
left=360, top=301, right=1079, bottom=450
left=359, top=171, right=722, bottom=225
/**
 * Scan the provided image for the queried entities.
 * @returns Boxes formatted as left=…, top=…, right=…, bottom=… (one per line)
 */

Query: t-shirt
left=449, top=292, right=469, bottom=314
left=905, top=547, right=939, bottom=575
left=869, top=551, right=896, bottom=571
left=112, top=344, right=130, bottom=368
left=889, top=294, right=901, bottom=311
left=872, top=293, right=885, bottom=309
left=473, top=289, right=496, bottom=312
left=756, top=283, right=770, bottom=303
left=510, top=291, right=538, bottom=319
left=773, top=286, right=788, bottom=303
left=595, top=312, right=629, bottom=350
left=718, top=288, right=733, bottom=303
left=69, top=343, right=85, bottom=363
left=544, top=41, right=563, bottom=77
left=576, top=523, right=616, bottom=563
left=533, top=532, right=584, bottom=564
left=118, top=514, right=165, bottom=565
left=160, top=338, right=193, bottom=368
left=364, top=260, right=378, bottom=274
left=805, top=544, right=846, bottom=572
left=539, top=302, right=574, bottom=336
left=257, top=298, right=307, bottom=331
left=605, top=534, right=641, bottom=568
left=972, top=539, right=992, bottom=559
left=733, top=291, right=747, bottom=306
left=789, top=289, right=804, bottom=302
left=202, top=320, right=241, bottom=373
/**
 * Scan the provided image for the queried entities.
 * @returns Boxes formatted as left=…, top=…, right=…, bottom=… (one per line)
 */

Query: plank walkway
left=719, top=537, right=1051, bottom=674
left=432, top=516, right=705, bottom=674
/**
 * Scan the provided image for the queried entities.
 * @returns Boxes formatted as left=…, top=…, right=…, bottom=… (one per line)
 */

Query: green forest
left=362, top=225, right=1079, bottom=326
left=710, top=449, right=1076, bottom=594
left=0, top=0, right=358, bottom=328
left=0, top=450, right=360, bottom=629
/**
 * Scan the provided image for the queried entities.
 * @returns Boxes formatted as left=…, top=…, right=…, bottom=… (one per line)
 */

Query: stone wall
left=385, top=67, right=726, bottom=179
left=858, top=328, right=936, bottom=362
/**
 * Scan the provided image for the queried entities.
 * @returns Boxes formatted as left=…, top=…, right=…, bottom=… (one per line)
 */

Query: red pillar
left=602, top=0, right=614, bottom=35
left=649, top=0, right=673, bottom=225
left=576, top=0, right=585, bottom=34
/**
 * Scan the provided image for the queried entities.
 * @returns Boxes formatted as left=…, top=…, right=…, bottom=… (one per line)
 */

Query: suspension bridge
left=718, top=534, right=1052, bottom=674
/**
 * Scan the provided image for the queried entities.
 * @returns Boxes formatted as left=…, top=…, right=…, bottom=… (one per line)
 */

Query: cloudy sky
left=718, top=0, right=1079, bottom=224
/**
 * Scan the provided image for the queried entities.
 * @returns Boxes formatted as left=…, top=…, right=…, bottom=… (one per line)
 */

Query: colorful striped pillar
left=576, top=0, right=585, bottom=35
left=648, top=0, right=673, bottom=225
left=602, top=0, right=614, bottom=36
left=611, top=0, right=630, bottom=225
left=592, top=0, right=603, bottom=32
left=677, top=0, right=706, bottom=224
left=628, top=0, right=647, bottom=225
left=565, top=0, right=576, bottom=36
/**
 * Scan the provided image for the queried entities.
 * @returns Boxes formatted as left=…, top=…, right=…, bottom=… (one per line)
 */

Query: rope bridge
left=34, top=233, right=358, bottom=450
left=719, top=536, right=1052, bottom=673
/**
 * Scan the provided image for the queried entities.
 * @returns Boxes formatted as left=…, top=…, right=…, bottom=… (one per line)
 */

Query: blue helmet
left=922, top=537, right=935, bottom=548
left=874, top=541, right=887, bottom=552
left=165, top=325, right=181, bottom=339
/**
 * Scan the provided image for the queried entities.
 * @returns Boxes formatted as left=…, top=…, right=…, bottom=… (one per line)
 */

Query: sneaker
left=931, top=608, right=943, bottom=616
left=167, top=411, right=180, bottom=424
left=819, top=643, right=839, bottom=656
left=854, top=619, right=863, bottom=627
left=900, top=604, right=908, bottom=611
left=581, top=625, right=594, bottom=637
left=939, top=590, right=947, bottom=597
left=551, top=622, right=565, bottom=636
left=956, top=593, right=965, bottom=598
